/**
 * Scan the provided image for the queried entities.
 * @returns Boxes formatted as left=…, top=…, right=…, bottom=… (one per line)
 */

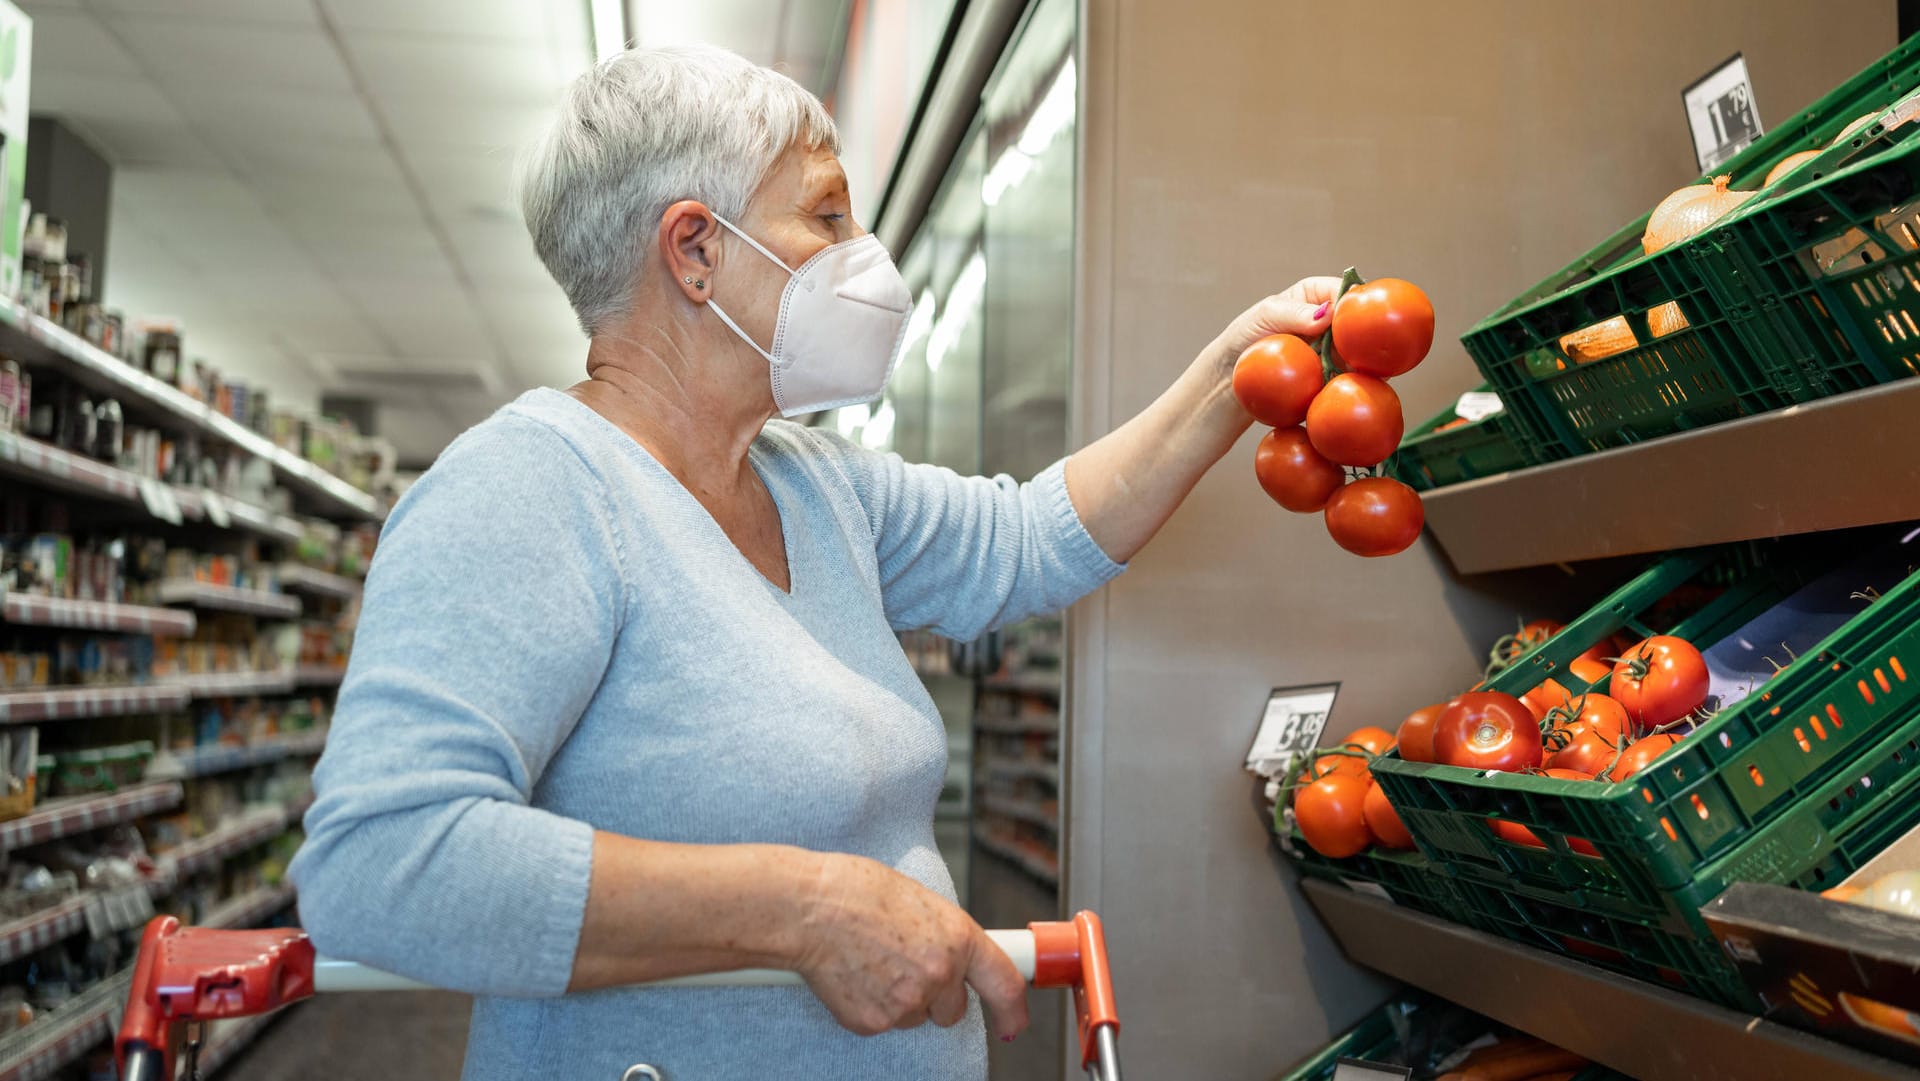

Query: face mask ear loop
left=711, top=213, right=797, bottom=274
left=705, top=299, right=778, bottom=365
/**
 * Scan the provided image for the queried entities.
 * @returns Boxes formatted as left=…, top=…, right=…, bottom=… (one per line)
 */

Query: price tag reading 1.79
left=1243, top=683, right=1340, bottom=780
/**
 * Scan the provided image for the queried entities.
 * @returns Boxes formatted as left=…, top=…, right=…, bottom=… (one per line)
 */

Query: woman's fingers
left=1289, top=274, right=1345, bottom=306
left=966, top=928, right=1031, bottom=1042
left=928, top=977, right=970, bottom=1028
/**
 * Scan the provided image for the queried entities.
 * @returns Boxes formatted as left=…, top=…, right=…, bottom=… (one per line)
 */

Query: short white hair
left=518, top=45, right=841, bottom=336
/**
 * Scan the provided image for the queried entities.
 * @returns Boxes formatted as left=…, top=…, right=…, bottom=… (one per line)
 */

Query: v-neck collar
left=539, top=389, right=800, bottom=602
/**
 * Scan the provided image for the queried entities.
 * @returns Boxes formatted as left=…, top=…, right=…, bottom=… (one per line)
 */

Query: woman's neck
left=571, top=323, right=774, bottom=500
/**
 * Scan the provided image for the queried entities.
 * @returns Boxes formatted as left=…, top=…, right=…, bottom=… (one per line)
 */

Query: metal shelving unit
left=0, top=298, right=382, bottom=522
left=0, top=783, right=184, bottom=853
left=1423, top=378, right=1920, bottom=574
left=1302, top=878, right=1920, bottom=1081
left=0, top=684, right=191, bottom=725
left=0, top=592, right=196, bottom=636
left=147, top=729, right=327, bottom=781
left=0, top=967, right=132, bottom=1081
left=156, top=579, right=302, bottom=619
left=180, top=669, right=298, bottom=700
left=276, top=564, right=362, bottom=600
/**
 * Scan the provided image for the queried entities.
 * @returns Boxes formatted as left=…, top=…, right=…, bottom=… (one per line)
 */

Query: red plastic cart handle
left=117, top=910, right=1122, bottom=1080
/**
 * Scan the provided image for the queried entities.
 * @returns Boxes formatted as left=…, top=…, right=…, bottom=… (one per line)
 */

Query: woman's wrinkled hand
left=1208, top=275, right=1344, bottom=379
left=792, top=852, right=1030, bottom=1042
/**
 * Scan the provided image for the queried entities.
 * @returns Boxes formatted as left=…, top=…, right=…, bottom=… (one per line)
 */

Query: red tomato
left=1519, top=678, right=1577, bottom=723
left=1611, top=636, right=1710, bottom=730
left=1567, top=654, right=1613, bottom=685
left=1362, top=781, right=1415, bottom=849
left=1330, top=279, right=1436, bottom=378
left=1295, top=773, right=1374, bottom=858
left=1341, top=726, right=1398, bottom=761
left=1489, top=817, right=1544, bottom=848
left=1600, top=733, right=1681, bottom=782
left=1254, top=427, right=1344, bottom=512
left=1395, top=704, right=1446, bottom=763
left=1295, top=750, right=1368, bottom=787
left=1306, top=373, right=1404, bottom=467
left=1232, top=334, right=1325, bottom=428
left=1324, top=477, right=1424, bottom=558
left=1544, top=695, right=1631, bottom=775
left=1433, top=692, right=1544, bottom=772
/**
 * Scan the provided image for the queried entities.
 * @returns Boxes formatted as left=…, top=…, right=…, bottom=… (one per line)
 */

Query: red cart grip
left=1028, top=911, right=1119, bottom=1071
left=116, top=916, right=319, bottom=1077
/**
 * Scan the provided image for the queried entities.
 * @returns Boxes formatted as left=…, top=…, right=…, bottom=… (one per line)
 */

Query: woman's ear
left=658, top=200, right=719, bottom=304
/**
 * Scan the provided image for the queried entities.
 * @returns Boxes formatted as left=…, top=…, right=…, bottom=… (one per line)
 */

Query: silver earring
left=684, top=276, right=704, bottom=290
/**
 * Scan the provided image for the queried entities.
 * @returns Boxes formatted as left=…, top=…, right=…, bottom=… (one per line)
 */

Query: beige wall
left=1064, top=2, right=1896, bottom=1077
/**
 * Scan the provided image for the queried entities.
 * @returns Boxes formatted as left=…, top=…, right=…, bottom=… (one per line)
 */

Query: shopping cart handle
left=117, top=912, right=1120, bottom=1080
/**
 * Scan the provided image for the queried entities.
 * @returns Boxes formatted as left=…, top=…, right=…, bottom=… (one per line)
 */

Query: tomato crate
left=1273, top=818, right=1464, bottom=924
left=1387, top=386, right=1535, bottom=492
left=1277, top=990, right=1629, bottom=1081
left=1462, top=39, right=1920, bottom=462
left=1373, top=532, right=1920, bottom=914
left=1445, top=722, right=1920, bottom=1011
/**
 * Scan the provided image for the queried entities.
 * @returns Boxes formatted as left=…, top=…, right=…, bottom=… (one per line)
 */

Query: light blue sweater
left=288, top=388, right=1122, bottom=1081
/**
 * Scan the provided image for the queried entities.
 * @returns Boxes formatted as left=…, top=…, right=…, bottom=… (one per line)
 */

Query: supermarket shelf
left=971, top=828, right=1059, bottom=886
left=0, top=684, right=190, bottom=725
left=147, top=729, right=328, bottom=781
left=0, top=967, right=131, bottom=1081
left=181, top=669, right=297, bottom=699
left=974, top=719, right=1058, bottom=736
left=0, top=298, right=382, bottom=524
left=0, top=782, right=184, bottom=853
left=977, top=795, right=1056, bottom=831
left=156, top=579, right=302, bottom=618
left=275, top=563, right=361, bottom=600
left=196, top=1009, right=288, bottom=1077
left=0, top=894, right=92, bottom=966
left=292, top=664, right=345, bottom=688
left=980, top=672, right=1061, bottom=696
left=1301, top=877, right=1920, bottom=1081
left=203, top=881, right=298, bottom=931
left=982, top=758, right=1059, bottom=785
left=220, top=498, right=305, bottom=546
left=1424, top=378, right=1920, bottom=574
left=1, top=592, right=195, bottom=636
left=157, top=805, right=292, bottom=881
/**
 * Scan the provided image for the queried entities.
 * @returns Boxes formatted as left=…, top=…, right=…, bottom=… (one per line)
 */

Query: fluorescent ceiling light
left=590, top=0, right=628, bottom=60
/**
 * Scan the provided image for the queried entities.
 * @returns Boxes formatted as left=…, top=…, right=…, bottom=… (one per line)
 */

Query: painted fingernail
left=1002, top=1035, right=1017, bottom=1043
left=1312, top=302, right=1330, bottom=319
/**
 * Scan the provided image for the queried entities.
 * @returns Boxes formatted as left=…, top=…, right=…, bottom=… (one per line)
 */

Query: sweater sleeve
left=797, top=427, right=1125, bottom=640
left=287, top=416, right=617, bottom=998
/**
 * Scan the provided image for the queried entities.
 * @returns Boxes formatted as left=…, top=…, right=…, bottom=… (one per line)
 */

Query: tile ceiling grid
left=43, top=1, right=480, bottom=451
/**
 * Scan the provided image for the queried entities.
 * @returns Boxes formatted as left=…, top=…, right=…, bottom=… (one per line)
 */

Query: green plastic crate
left=1463, top=40, right=1920, bottom=461
left=1373, top=540, right=1920, bottom=919
left=1274, top=817, right=1463, bottom=924
left=1387, top=386, right=1533, bottom=492
left=1276, top=990, right=1630, bottom=1081
left=1444, top=723, right=1920, bottom=1011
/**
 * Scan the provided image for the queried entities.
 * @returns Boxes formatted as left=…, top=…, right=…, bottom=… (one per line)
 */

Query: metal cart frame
left=113, top=910, right=1122, bottom=1080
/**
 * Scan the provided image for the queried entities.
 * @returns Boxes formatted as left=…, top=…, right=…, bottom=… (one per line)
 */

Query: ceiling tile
left=27, top=71, right=185, bottom=128
left=172, top=88, right=380, bottom=148
left=405, top=148, right=521, bottom=219
left=444, top=217, right=545, bottom=282
left=90, top=0, right=317, bottom=26
left=286, top=218, right=447, bottom=278
left=320, top=0, right=547, bottom=41
left=344, top=32, right=565, bottom=108
left=382, top=98, right=552, bottom=155
left=250, top=166, right=421, bottom=224
left=25, top=10, right=143, bottom=79
left=110, top=16, right=354, bottom=94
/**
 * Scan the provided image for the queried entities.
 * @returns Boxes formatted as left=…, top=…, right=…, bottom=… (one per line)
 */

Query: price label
left=1454, top=391, right=1503, bottom=422
left=202, top=491, right=232, bottom=529
left=1684, top=54, right=1762, bottom=173
left=1244, top=683, right=1340, bottom=780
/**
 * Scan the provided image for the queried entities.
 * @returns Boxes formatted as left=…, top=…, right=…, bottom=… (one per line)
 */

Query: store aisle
left=219, top=991, right=471, bottom=1080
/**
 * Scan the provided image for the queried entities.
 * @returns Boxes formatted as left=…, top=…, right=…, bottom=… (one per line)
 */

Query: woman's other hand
left=1206, top=275, right=1343, bottom=387
left=795, top=852, right=1030, bottom=1041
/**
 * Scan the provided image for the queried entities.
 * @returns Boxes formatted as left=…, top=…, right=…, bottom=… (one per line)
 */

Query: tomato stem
left=1316, top=266, right=1365, bottom=381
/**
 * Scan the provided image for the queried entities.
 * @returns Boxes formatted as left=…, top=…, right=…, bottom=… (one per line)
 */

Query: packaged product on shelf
left=0, top=727, right=39, bottom=821
left=0, top=355, right=18, bottom=432
left=137, top=321, right=181, bottom=387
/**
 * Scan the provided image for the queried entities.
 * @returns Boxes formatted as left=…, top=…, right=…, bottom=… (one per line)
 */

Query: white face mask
left=705, top=214, right=913, bottom=418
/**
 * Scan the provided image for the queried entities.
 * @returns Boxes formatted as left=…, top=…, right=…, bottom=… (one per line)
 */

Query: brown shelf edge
left=1423, top=379, right=1920, bottom=574
left=1301, top=878, right=1920, bottom=1081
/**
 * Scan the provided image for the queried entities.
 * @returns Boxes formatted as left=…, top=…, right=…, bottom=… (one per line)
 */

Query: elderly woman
left=290, top=44, right=1333, bottom=1080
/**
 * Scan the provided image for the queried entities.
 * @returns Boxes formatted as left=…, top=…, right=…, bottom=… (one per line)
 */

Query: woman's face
left=712, top=144, right=864, bottom=358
